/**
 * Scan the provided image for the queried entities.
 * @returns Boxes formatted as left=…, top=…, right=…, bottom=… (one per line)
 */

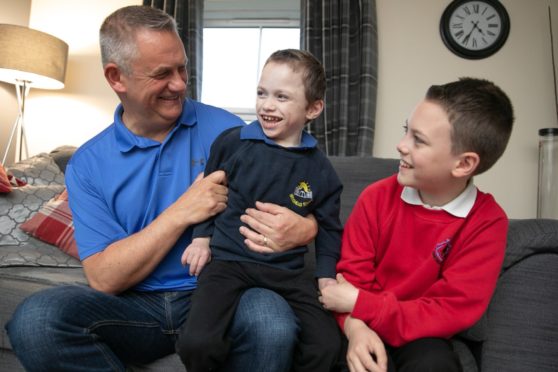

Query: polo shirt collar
left=401, top=181, right=477, bottom=218
left=240, top=120, right=317, bottom=149
left=114, top=99, right=197, bottom=152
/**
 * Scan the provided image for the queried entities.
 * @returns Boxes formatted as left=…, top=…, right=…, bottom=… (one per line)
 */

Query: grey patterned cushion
left=6, top=153, right=65, bottom=186
left=0, top=184, right=80, bottom=267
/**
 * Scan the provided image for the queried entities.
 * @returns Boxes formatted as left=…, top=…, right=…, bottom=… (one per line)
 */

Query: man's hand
left=319, top=274, right=359, bottom=313
left=181, top=237, right=211, bottom=276
left=171, top=171, right=228, bottom=227
left=239, top=201, right=318, bottom=253
left=344, top=317, right=388, bottom=372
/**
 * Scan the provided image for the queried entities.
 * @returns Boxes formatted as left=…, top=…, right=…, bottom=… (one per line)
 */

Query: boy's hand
left=319, top=273, right=359, bottom=313
left=181, top=237, right=211, bottom=276
left=344, top=317, right=388, bottom=372
left=318, top=277, right=337, bottom=291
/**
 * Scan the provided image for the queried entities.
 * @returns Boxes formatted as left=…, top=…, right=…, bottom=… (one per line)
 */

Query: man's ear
left=453, top=152, right=480, bottom=178
left=104, top=63, right=126, bottom=93
left=306, top=99, right=324, bottom=121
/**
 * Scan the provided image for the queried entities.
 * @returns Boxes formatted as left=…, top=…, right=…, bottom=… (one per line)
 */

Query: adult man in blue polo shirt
left=6, top=5, right=316, bottom=371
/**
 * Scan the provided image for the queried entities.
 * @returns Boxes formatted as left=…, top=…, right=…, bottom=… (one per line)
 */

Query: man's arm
left=82, top=171, right=227, bottom=294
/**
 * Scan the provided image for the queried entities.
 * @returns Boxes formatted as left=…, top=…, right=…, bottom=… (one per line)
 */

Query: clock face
left=440, top=0, right=510, bottom=59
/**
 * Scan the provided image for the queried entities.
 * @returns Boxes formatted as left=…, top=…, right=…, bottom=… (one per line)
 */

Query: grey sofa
left=1, top=149, right=558, bottom=371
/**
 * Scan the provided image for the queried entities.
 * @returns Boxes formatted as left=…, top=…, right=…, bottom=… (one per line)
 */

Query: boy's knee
left=176, top=335, right=228, bottom=369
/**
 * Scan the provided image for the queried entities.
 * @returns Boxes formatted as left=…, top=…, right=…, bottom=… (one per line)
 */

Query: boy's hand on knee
left=181, top=237, right=211, bottom=276
left=344, top=317, right=388, bottom=372
left=318, top=277, right=337, bottom=291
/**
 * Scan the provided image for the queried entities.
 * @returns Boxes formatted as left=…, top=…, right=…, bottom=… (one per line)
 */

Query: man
left=6, top=6, right=316, bottom=371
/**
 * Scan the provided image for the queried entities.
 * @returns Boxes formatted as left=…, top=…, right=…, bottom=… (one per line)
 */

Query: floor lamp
left=0, top=24, right=68, bottom=165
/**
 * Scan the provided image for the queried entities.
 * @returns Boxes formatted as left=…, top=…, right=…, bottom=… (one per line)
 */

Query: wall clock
left=440, top=0, right=510, bottom=59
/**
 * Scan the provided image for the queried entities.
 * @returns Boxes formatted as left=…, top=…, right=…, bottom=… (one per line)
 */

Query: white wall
left=0, top=0, right=556, bottom=218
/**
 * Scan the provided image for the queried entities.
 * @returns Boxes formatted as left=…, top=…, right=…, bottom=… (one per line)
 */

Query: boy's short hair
left=264, top=49, right=326, bottom=105
left=425, top=77, right=514, bottom=175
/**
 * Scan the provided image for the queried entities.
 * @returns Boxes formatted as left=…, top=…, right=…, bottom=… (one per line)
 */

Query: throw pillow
left=6, top=153, right=65, bottom=186
left=0, top=184, right=65, bottom=246
left=0, top=184, right=81, bottom=267
left=20, top=189, right=78, bottom=259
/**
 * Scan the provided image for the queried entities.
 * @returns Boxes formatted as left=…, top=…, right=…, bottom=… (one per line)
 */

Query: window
left=201, top=0, right=301, bottom=121
left=201, top=27, right=300, bottom=122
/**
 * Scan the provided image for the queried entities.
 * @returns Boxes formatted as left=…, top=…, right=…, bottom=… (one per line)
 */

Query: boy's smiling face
left=256, top=61, right=323, bottom=147
left=396, top=99, right=465, bottom=206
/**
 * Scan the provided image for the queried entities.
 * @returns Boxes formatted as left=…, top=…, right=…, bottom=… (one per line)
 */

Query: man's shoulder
left=69, top=125, right=115, bottom=167
left=188, top=99, right=244, bottom=124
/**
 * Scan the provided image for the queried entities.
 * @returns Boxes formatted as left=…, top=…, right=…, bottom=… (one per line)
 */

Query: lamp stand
left=2, top=80, right=30, bottom=165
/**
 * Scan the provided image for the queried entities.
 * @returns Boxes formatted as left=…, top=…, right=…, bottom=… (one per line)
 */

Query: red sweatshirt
left=336, top=175, right=507, bottom=347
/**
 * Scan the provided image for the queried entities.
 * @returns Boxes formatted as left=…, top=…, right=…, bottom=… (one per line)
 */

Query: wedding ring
left=263, top=236, right=268, bottom=247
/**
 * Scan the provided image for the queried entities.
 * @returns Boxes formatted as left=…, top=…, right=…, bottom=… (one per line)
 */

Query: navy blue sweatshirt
left=192, top=122, right=343, bottom=278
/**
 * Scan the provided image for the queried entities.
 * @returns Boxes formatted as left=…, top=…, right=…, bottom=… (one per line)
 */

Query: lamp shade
left=0, top=24, right=68, bottom=90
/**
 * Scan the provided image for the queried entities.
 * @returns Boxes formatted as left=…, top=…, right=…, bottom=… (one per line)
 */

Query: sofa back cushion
left=328, top=156, right=399, bottom=224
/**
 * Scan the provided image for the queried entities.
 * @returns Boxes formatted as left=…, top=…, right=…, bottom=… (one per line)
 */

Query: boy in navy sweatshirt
left=175, top=49, right=343, bottom=371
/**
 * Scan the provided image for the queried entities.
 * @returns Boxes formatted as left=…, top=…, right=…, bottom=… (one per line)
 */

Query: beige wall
left=0, top=0, right=31, bottom=163
left=374, top=0, right=558, bottom=218
left=0, top=0, right=557, bottom=218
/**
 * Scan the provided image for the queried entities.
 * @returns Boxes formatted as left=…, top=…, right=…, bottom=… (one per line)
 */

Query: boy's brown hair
left=264, top=49, right=326, bottom=106
left=425, top=77, right=514, bottom=175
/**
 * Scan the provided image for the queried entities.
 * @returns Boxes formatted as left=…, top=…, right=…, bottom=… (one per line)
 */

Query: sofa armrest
left=504, top=219, right=558, bottom=270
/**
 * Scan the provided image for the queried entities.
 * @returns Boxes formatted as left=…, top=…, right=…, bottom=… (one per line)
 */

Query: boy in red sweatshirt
left=319, top=77, right=514, bottom=372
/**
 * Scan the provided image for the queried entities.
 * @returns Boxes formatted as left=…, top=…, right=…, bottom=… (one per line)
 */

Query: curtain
left=144, top=0, right=204, bottom=100
left=301, top=0, right=377, bottom=156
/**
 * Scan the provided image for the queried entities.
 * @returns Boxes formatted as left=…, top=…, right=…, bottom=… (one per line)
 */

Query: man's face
left=119, top=30, right=188, bottom=139
left=396, top=100, right=462, bottom=204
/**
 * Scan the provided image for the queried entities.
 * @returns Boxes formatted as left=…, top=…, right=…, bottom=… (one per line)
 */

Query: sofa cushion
left=0, top=184, right=80, bottom=267
left=19, top=189, right=78, bottom=259
left=328, top=156, right=399, bottom=223
left=481, top=253, right=558, bottom=371
left=6, top=153, right=65, bottom=186
left=49, top=146, right=77, bottom=174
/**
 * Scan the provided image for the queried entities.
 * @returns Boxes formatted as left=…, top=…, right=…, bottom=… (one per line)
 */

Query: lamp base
left=1, top=80, right=29, bottom=165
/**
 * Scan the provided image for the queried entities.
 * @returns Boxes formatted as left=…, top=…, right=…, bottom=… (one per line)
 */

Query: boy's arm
left=339, top=191, right=508, bottom=347
left=313, top=164, right=344, bottom=280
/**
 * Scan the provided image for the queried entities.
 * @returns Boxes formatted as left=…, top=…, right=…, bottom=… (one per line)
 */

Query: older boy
left=319, top=77, right=514, bottom=372
left=176, top=49, right=343, bottom=371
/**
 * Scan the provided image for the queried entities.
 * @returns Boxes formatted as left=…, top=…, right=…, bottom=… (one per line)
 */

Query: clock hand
left=462, top=23, right=476, bottom=45
left=472, top=20, right=485, bottom=36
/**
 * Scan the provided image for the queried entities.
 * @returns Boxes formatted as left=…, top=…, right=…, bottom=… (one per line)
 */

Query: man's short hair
left=100, top=5, right=179, bottom=75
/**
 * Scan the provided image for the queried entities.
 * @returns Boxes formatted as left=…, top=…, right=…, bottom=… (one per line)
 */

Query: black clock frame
left=440, top=0, right=510, bottom=60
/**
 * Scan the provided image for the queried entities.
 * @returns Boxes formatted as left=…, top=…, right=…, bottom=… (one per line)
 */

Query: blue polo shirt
left=65, top=99, right=244, bottom=291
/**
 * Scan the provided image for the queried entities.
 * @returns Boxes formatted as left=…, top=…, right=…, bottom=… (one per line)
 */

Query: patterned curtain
left=143, top=0, right=204, bottom=100
left=301, top=0, right=378, bottom=156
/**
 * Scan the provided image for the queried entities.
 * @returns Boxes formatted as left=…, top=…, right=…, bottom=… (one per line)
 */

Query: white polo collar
left=401, top=181, right=477, bottom=218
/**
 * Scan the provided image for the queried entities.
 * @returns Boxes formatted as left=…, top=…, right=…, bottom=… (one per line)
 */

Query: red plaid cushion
left=20, top=189, right=78, bottom=259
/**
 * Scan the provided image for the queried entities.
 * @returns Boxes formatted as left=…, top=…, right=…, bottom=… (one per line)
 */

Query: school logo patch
left=432, top=238, right=452, bottom=264
left=290, top=181, right=313, bottom=207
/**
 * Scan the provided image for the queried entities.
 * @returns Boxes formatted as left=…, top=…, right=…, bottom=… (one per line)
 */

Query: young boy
left=175, top=49, right=343, bottom=371
left=319, top=77, right=514, bottom=372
